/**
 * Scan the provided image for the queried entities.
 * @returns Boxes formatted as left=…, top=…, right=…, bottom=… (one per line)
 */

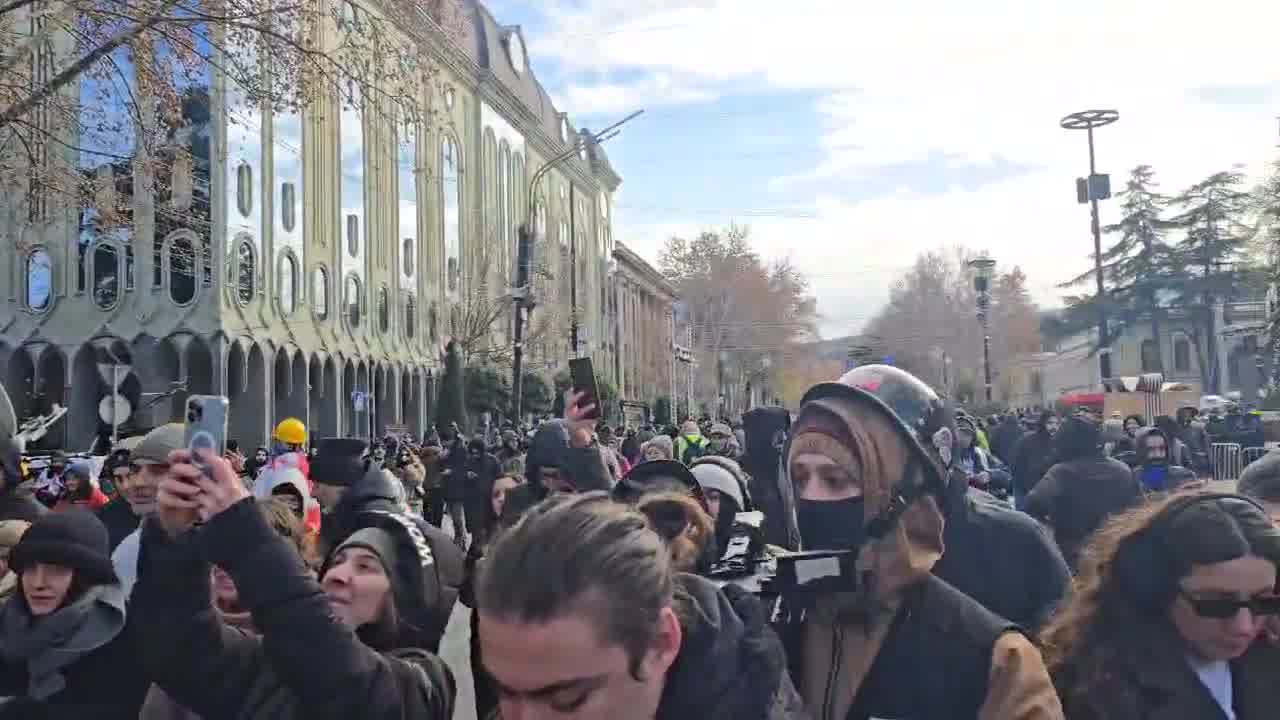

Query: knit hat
left=133, top=423, right=185, bottom=466
left=641, top=435, right=674, bottom=460
left=690, top=463, right=744, bottom=512
left=312, top=438, right=370, bottom=487
left=680, top=421, right=700, bottom=436
left=789, top=402, right=858, bottom=472
left=10, top=510, right=118, bottom=586
left=335, top=527, right=400, bottom=577
left=709, top=423, right=733, bottom=438
left=0, top=519, right=30, bottom=557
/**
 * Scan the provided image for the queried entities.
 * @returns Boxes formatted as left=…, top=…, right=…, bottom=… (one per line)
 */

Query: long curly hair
left=1040, top=491, right=1280, bottom=718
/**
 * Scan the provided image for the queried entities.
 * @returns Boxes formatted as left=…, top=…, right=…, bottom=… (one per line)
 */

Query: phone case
left=184, top=395, right=230, bottom=457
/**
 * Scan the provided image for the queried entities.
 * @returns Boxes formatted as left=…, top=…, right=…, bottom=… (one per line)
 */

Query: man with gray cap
left=110, top=422, right=183, bottom=596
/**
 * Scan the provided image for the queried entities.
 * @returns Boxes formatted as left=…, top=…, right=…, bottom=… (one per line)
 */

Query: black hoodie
left=502, top=420, right=612, bottom=523
left=0, top=433, right=44, bottom=523
left=1132, top=426, right=1197, bottom=493
left=134, top=500, right=455, bottom=720
left=739, top=407, right=791, bottom=549
left=658, top=574, right=806, bottom=720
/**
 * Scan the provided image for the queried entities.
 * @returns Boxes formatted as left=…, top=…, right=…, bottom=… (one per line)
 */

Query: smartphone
left=568, top=357, right=601, bottom=420
left=184, top=395, right=230, bottom=463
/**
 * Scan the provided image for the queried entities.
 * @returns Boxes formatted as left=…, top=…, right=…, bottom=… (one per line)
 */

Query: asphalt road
left=438, top=515, right=478, bottom=720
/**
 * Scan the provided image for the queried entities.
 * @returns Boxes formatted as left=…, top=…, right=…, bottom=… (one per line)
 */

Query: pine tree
left=436, top=340, right=468, bottom=432
left=1168, top=169, right=1254, bottom=393
left=1059, top=165, right=1175, bottom=362
left=1256, top=160, right=1280, bottom=395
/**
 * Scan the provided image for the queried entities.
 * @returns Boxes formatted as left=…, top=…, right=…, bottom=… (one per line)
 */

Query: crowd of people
left=0, top=366, right=1278, bottom=719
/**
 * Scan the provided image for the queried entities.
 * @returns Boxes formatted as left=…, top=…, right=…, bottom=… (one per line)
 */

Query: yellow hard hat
left=274, top=417, right=307, bottom=445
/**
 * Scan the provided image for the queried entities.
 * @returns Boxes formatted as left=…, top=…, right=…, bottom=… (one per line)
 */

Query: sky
left=487, top=0, right=1280, bottom=339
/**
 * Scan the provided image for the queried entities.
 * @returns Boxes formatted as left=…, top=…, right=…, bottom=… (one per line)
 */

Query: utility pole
left=511, top=109, right=643, bottom=420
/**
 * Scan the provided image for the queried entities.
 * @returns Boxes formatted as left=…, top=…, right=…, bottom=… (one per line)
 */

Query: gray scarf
left=0, top=582, right=127, bottom=700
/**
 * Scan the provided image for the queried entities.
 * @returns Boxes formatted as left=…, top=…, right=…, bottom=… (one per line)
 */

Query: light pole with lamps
left=1060, top=109, right=1119, bottom=382
left=968, top=254, right=997, bottom=402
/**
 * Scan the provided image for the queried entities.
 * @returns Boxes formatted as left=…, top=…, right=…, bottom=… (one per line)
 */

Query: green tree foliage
left=1257, top=160, right=1280, bottom=394
left=654, top=396, right=673, bottom=426
left=521, top=372, right=554, bottom=419
left=435, top=340, right=467, bottom=432
left=464, top=366, right=510, bottom=422
left=1168, top=169, right=1254, bottom=392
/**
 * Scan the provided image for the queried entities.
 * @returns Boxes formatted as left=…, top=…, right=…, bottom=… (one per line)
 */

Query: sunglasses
left=1180, top=590, right=1280, bottom=619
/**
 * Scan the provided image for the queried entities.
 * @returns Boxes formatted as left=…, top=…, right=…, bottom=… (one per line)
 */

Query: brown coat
left=793, top=396, right=1064, bottom=720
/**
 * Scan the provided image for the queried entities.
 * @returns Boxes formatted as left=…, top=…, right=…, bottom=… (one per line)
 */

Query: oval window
left=345, top=275, right=361, bottom=327
left=403, top=238, right=414, bottom=276
left=236, top=162, right=253, bottom=218
left=279, top=252, right=297, bottom=315
left=235, top=240, right=255, bottom=305
left=313, top=266, right=329, bottom=320
left=92, top=244, right=119, bottom=309
left=170, top=236, right=197, bottom=305
left=377, top=286, right=389, bottom=333
left=26, top=248, right=52, bottom=311
left=281, top=182, right=296, bottom=232
left=346, top=214, right=359, bottom=257
left=405, top=294, right=416, bottom=338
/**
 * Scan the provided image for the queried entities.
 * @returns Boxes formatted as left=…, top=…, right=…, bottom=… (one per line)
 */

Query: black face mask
left=796, top=496, right=866, bottom=552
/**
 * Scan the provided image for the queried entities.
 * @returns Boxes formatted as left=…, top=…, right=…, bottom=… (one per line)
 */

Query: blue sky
left=488, top=0, right=1280, bottom=338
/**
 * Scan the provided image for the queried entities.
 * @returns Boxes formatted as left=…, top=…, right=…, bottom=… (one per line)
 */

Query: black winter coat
left=502, top=422, right=613, bottom=522
left=0, top=486, right=45, bottom=523
left=0, top=596, right=146, bottom=720
left=658, top=574, right=806, bottom=720
left=96, top=498, right=140, bottom=552
left=1024, top=456, right=1142, bottom=570
left=1011, top=430, right=1055, bottom=496
left=133, top=501, right=455, bottom=720
left=933, top=487, right=1071, bottom=632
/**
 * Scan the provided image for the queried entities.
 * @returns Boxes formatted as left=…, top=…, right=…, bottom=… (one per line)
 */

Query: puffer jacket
left=133, top=500, right=455, bottom=720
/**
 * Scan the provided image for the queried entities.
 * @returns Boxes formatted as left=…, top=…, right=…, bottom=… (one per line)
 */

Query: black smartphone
left=568, top=357, right=601, bottom=420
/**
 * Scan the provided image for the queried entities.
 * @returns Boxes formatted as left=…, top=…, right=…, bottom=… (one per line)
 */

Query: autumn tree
left=659, top=224, right=819, bottom=413
left=860, top=246, right=1041, bottom=402
left=1257, top=160, right=1280, bottom=394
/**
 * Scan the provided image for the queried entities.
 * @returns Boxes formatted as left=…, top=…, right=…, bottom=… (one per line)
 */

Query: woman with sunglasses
left=1042, top=491, right=1280, bottom=719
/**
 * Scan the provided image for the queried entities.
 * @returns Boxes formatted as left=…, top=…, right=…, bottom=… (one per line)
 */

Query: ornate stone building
left=0, top=0, right=621, bottom=449
left=612, top=243, right=678, bottom=417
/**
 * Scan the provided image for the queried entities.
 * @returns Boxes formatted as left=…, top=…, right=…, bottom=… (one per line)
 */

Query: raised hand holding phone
left=564, top=389, right=597, bottom=449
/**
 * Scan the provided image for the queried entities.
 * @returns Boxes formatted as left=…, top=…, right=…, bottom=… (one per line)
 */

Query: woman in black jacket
left=0, top=510, right=147, bottom=719
left=133, top=449, right=454, bottom=720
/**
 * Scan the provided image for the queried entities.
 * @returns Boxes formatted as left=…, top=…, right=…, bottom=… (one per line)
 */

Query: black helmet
left=798, top=364, right=952, bottom=498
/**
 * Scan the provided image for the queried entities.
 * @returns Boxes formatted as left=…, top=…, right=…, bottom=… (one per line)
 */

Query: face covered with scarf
left=786, top=394, right=946, bottom=605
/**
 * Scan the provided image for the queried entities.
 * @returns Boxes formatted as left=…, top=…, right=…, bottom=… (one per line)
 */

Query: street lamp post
left=968, top=254, right=997, bottom=403
left=1060, top=109, right=1119, bottom=382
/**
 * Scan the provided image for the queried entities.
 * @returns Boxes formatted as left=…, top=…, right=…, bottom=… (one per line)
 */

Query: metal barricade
left=1242, top=446, right=1269, bottom=469
left=1212, top=443, right=1242, bottom=483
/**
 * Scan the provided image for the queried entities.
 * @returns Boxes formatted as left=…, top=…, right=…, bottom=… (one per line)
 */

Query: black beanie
left=311, top=438, right=369, bottom=487
left=10, top=510, right=118, bottom=586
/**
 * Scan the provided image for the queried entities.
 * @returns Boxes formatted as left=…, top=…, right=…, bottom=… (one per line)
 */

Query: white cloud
left=530, top=0, right=1280, bottom=337
left=555, top=72, right=719, bottom=116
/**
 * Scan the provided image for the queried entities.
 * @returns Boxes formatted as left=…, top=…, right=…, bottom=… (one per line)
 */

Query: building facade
left=0, top=0, right=625, bottom=450
left=612, top=242, right=677, bottom=416
left=1007, top=300, right=1271, bottom=406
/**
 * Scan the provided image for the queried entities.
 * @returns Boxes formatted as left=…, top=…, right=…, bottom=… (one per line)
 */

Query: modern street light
left=968, top=253, right=997, bottom=403
left=1060, top=108, right=1119, bottom=382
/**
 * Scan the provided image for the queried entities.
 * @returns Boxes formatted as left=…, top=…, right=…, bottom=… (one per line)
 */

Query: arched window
left=236, top=162, right=253, bottom=218
left=313, top=265, right=329, bottom=320
left=1174, top=336, right=1192, bottom=373
left=235, top=240, right=255, bottom=305
left=278, top=252, right=297, bottom=315
left=1140, top=339, right=1161, bottom=373
left=280, top=181, right=296, bottom=232
left=403, top=237, right=414, bottom=277
left=377, top=285, right=389, bottom=332
left=441, top=135, right=461, bottom=296
left=498, top=140, right=510, bottom=281
left=405, top=294, right=416, bottom=338
left=398, top=114, right=417, bottom=282
left=346, top=214, right=359, bottom=257
left=170, top=235, right=198, bottom=305
left=345, top=275, right=361, bottom=328
left=92, top=244, right=119, bottom=309
left=26, top=248, right=51, bottom=311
